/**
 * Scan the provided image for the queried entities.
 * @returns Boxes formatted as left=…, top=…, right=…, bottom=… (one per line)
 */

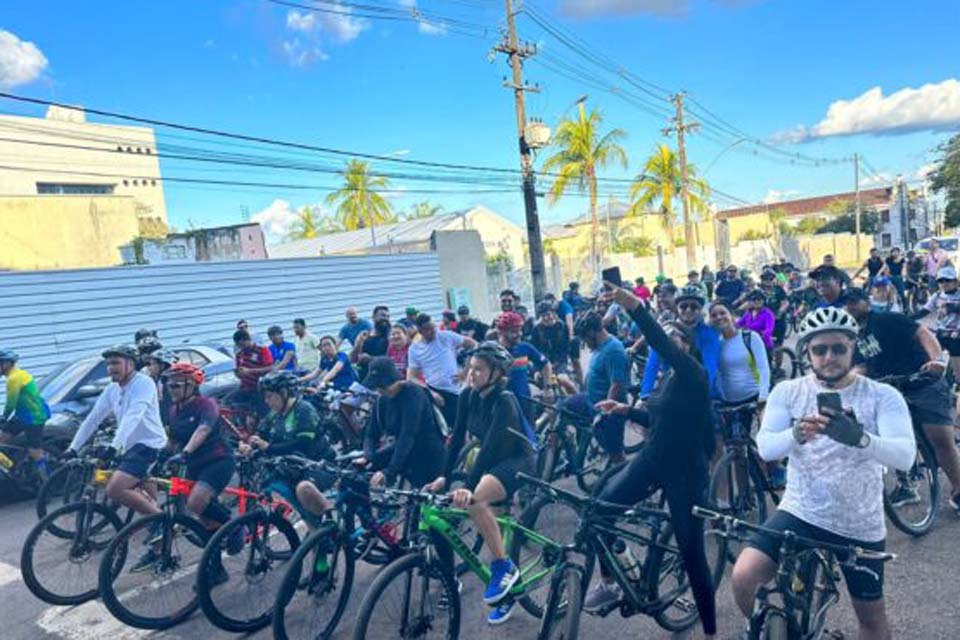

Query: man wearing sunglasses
left=732, top=307, right=915, bottom=640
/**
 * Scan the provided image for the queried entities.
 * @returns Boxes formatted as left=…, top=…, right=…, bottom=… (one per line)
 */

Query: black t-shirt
left=907, top=257, right=925, bottom=277
left=761, top=285, right=788, bottom=319
left=885, top=256, right=904, bottom=277
left=855, top=311, right=927, bottom=378
left=866, top=256, right=884, bottom=277
left=530, top=321, right=570, bottom=366
left=358, top=331, right=389, bottom=379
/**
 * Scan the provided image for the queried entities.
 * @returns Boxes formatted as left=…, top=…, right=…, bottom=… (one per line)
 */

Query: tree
left=930, top=134, right=960, bottom=228
left=404, top=201, right=443, bottom=221
left=629, top=144, right=710, bottom=252
left=286, top=206, right=323, bottom=240
left=325, top=160, right=395, bottom=243
left=612, top=235, right=655, bottom=257
left=795, top=217, right=825, bottom=235
left=816, top=211, right=880, bottom=235
left=541, top=103, right=628, bottom=273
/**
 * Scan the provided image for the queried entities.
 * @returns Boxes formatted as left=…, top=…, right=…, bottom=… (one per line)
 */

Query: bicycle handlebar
left=875, top=371, right=941, bottom=388
left=714, top=401, right=760, bottom=414
left=517, top=472, right=670, bottom=521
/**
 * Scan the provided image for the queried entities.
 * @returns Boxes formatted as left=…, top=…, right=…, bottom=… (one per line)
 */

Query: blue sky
left=1, top=0, right=959, bottom=239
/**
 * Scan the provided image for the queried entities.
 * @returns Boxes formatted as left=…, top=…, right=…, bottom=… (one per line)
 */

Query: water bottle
left=611, top=539, right=642, bottom=582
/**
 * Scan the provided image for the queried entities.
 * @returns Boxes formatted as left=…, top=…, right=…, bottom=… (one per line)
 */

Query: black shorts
left=484, top=454, right=536, bottom=501
left=902, top=377, right=956, bottom=426
left=936, top=332, right=960, bottom=356
left=1, top=419, right=44, bottom=447
left=773, top=319, right=787, bottom=345
left=117, top=443, right=161, bottom=480
left=186, top=457, right=236, bottom=495
left=746, top=510, right=886, bottom=601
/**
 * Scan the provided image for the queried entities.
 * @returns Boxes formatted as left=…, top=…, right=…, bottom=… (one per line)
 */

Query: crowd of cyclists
left=3, top=239, right=960, bottom=639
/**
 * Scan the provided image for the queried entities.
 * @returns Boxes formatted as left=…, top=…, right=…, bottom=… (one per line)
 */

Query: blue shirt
left=507, top=342, right=548, bottom=402
left=268, top=341, right=297, bottom=371
left=641, top=321, right=721, bottom=399
left=339, top=319, right=373, bottom=346
left=320, top=352, right=357, bottom=391
left=715, top=279, right=745, bottom=304
left=585, top=336, right=629, bottom=404
left=555, top=298, right=574, bottom=320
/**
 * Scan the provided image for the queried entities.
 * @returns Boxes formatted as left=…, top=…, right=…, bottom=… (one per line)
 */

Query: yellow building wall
left=725, top=212, right=775, bottom=244
left=797, top=233, right=873, bottom=268
left=0, top=196, right=142, bottom=270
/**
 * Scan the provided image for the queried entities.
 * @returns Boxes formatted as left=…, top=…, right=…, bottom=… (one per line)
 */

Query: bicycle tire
left=709, top=448, right=768, bottom=555
left=35, top=460, right=91, bottom=522
left=538, top=438, right=560, bottom=483
left=574, top=434, right=608, bottom=494
left=21, top=501, right=124, bottom=605
left=196, top=509, right=301, bottom=633
left=511, top=496, right=576, bottom=619
left=756, top=608, right=791, bottom=640
left=883, top=435, right=940, bottom=537
left=98, top=512, right=211, bottom=630
left=351, top=551, right=460, bottom=640
left=649, top=522, right=701, bottom=633
left=537, top=564, right=582, bottom=640
left=272, top=523, right=354, bottom=640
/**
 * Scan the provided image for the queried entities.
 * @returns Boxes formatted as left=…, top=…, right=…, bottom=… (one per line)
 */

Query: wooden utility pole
left=854, top=152, right=861, bottom=263
left=497, top=0, right=547, bottom=302
left=664, top=93, right=699, bottom=271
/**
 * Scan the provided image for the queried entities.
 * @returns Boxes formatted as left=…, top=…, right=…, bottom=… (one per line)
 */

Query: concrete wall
left=461, top=206, right=528, bottom=268
left=431, top=230, right=493, bottom=320
left=0, top=195, right=141, bottom=270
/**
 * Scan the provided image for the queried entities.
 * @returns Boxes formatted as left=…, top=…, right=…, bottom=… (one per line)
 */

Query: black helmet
left=675, top=285, right=706, bottom=307
left=134, top=328, right=158, bottom=344
left=102, top=344, right=139, bottom=361
left=137, top=335, right=163, bottom=354
left=574, top=310, right=603, bottom=337
left=469, top=341, right=513, bottom=376
left=258, top=370, right=300, bottom=396
left=0, top=349, right=19, bottom=363
left=146, top=349, right=178, bottom=369
left=535, top=300, right=555, bottom=317
left=746, top=289, right=766, bottom=302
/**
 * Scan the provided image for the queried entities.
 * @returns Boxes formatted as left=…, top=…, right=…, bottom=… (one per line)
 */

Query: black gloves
left=823, top=410, right=869, bottom=449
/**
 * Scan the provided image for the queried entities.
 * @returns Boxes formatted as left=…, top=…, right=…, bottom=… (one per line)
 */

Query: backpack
left=740, top=331, right=761, bottom=385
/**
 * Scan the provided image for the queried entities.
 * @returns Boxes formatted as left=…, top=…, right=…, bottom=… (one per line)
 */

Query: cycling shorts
left=746, top=510, right=886, bottom=601
left=1, top=419, right=43, bottom=447
left=117, top=444, right=161, bottom=480
left=485, top=454, right=536, bottom=501
left=902, top=377, right=955, bottom=427
left=186, top=457, right=236, bottom=496
left=772, top=319, right=787, bottom=345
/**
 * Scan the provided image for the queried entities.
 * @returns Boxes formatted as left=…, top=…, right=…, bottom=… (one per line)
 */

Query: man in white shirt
left=292, top=318, right=321, bottom=373
left=407, top=313, right=476, bottom=428
left=731, top=307, right=915, bottom=640
left=66, top=345, right=167, bottom=517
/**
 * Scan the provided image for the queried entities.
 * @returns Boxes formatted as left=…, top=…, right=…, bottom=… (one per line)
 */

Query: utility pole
left=664, top=92, right=699, bottom=271
left=854, top=152, right=861, bottom=263
left=497, top=0, right=547, bottom=302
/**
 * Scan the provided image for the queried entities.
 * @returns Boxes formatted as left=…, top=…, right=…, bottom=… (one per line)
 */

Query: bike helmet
left=795, top=307, right=859, bottom=349
left=134, top=328, right=158, bottom=344
left=535, top=300, right=555, bottom=317
left=146, top=349, right=178, bottom=369
left=574, top=310, right=603, bottom=337
left=676, top=285, right=706, bottom=306
left=469, top=341, right=513, bottom=377
left=760, top=268, right=777, bottom=281
left=0, top=349, right=19, bottom=363
left=746, top=289, right=766, bottom=302
left=137, top=335, right=163, bottom=354
left=873, top=276, right=891, bottom=286
left=102, top=344, right=139, bottom=361
left=163, top=361, right=205, bottom=385
left=496, top=311, right=525, bottom=331
left=259, top=370, right=300, bottom=396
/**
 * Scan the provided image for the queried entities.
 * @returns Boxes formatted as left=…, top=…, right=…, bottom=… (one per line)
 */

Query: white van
left=914, top=236, right=959, bottom=265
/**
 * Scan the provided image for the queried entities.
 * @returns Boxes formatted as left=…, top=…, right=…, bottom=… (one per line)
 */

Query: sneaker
left=483, top=558, right=520, bottom=604
left=950, top=493, right=960, bottom=515
left=225, top=525, right=246, bottom=556
left=888, top=483, right=921, bottom=508
left=582, top=580, right=621, bottom=613
left=130, top=549, right=160, bottom=573
left=487, top=600, right=515, bottom=626
left=438, top=578, right=463, bottom=610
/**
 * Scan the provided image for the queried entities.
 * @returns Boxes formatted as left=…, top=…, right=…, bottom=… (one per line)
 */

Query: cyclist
left=737, top=290, right=775, bottom=353
left=300, top=335, right=357, bottom=391
left=758, top=268, right=790, bottom=348
left=426, top=342, right=538, bottom=625
left=842, top=287, right=960, bottom=512
left=64, top=345, right=167, bottom=519
left=853, top=247, right=885, bottom=289
left=496, top=311, right=552, bottom=422
left=387, top=323, right=411, bottom=378
left=732, top=307, right=915, bottom=640
left=715, top=264, right=745, bottom=306
left=686, top=270, right=709, bottom=301
left=232, top=329, right=274, bottom=416
left=530, top=301, right=577, bottom=395
left=586, top=285, right=717, bottom=640
left=881, top=246, right=906, bottom=306
left=868, top=276, right=899, bottom=313
left=135, top=335, right=163, bottom=369
left=821, top=254, right=854, bottom=286
left=144, top=349, right=178, bottom=425
left=545, top=292, right=583, bottom=386
left=455, top=305, right=489, bottom=342
left=408, top=313, right=476, bottom=428
left=292, top=318, right=321, bottom=374
left=267, top=325, right=297, bottom=372
left=708, top=302, right=771, bottom=407
left=563, top=281, right=583, bottom=310
left=809, top=265, right=846, bottom=308
left=0, top=349, right=52, bottom=479
left=352, top=305, right=390, bottom=380
left=339, top=307, right=372, bottom=348
left=701, top=266, right=716, bottom=300
left=654, top=281, right=679, bottom=324
left=915, top=265, right=960, bottom=383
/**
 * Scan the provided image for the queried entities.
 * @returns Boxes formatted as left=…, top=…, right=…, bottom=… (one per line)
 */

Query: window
left=37, top=182, right=115, bottom=195
left=880, top=209, right=890, bottom=223
left=172, top=349, right=210, bottom=367
left=881, top=233, right=892, bottom=248
left=161, top=245, right=187, bottom=260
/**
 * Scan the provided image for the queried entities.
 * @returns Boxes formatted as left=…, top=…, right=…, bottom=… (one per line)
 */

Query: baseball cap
left=457, top=305, right=470, bottom=315
left=405, top=306, right=419, bottom=316
left=937, top=266, right=958, bottom=282
left=361, top=356, right=400, bottom=389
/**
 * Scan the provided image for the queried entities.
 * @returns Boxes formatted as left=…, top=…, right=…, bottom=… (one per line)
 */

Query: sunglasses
left=809, top=344, right=849, bottom=357
left=165, top=381, right=188, bottom=389
left=678, top=302, right=702, bottom=312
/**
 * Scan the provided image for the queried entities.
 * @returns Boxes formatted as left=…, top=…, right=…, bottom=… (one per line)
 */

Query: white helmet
left=796, top=307, right=859, bottom=348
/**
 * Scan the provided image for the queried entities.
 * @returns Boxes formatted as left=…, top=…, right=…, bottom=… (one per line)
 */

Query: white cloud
left=0, top=29, right=48, bottom=89
left=862, top=172, right=893, bottom=187
left=397, top=1, right=448, bottom=35
left=763, top=189, right=801, bottom=204
left=776, top=78, right=960, bottom=142
left=286, top=10, right=317, bottom=33
left=915, top=163, right=937, bottom=182
left=286, top=7, right=367, bottom=43
left=282, top=39, right=328, bottom=67
left=252, top=199, right=300, bottom=240
left=559, top=0, right=757, bottom=18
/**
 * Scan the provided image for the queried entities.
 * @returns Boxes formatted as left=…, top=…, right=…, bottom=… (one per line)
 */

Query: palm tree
left=325, top=159, right=395, bottom=245
left=285, top=206, right=323, bottom=241
left=541, top=103, right=628, bottom=273
left=404, top=200, right=443, bottom=221
left=629, top=143, right=710, bottom=255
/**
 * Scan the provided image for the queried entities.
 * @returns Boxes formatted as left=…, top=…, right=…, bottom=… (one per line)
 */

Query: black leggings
left=596, top=449, right=717, bottom=636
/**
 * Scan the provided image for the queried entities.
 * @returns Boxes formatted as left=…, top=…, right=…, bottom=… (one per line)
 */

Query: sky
left=1, top=0, right=959, bottom=241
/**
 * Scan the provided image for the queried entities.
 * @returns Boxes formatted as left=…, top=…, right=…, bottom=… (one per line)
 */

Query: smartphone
left=816, top=392, right=843, bottom=416
left=601, top=266, right=623, bottom=290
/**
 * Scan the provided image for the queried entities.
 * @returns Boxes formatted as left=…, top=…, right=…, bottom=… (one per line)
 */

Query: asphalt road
left=1, top=478, right=959, bottom=640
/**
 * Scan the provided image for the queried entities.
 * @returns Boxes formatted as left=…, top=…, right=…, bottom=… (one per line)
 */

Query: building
left=118, top=223, right=267, bottom=265
left=0, top=105, right=168, bottom=270
left=877, top=178, right=934, bottom=250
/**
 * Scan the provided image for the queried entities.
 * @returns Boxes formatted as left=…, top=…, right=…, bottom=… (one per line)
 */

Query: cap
left=361, top=356, right=400, bottom=389
left=937, top=266, right=958, bottom=282
left=873, top=275, right=891, bottom=286
left=405, top=306, right=419, bottom=316
left=839, top=287, right=870, bottom=304
left=457, top=305, right=470, bottom=315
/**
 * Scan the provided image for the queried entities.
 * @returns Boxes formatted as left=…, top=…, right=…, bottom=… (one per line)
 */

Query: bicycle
left=876, top=372, right=942, bottom=537
left=351, top=485, right=561, bottom=639
left=521, top=473, right=724, bottom=639
left=0, top=435, right=65, bottom=498
left=694, top=506, right=895, bottom=640
left=708, top=401, right=782, bottom=562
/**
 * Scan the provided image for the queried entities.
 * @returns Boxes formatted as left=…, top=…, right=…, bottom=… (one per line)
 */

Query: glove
left=822, top=411, right=869, bottom=448
left=60, top=449, right=78, bottom=461
left=93, top=445, right=117, bottom=461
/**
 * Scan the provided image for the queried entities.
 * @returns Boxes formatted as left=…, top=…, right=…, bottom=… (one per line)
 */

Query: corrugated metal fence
left=0, top=253, right=443, bottom=380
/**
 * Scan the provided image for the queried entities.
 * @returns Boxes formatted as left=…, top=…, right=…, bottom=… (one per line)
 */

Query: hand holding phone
left=601, top=266, right=623, bottom=290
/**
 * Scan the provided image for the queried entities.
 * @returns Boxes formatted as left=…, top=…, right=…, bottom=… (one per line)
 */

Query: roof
left=717, top=187, right=892, bottom=220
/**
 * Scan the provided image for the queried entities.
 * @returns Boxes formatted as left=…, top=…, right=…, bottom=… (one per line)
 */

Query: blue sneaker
left=487, top=600, right=515, bottom=626
left=483, top=558, right=520, bottom=605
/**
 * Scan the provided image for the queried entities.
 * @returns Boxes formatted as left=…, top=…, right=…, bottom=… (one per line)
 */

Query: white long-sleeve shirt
left=69, top=372, right=167, bottom=453
left=758, top=374, right=915, bottom=542
left=717, top=330, right=771, bottom=403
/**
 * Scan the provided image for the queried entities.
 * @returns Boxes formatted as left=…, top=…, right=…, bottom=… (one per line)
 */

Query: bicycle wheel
left=709, top=449, right=767, bottom=563
left=756, top=608, right=791, bottom=640
left=196, top=509, right=301, bottom=633
left=35, top=460, right=92, bottom=522
left=649, top=523, right=701, bottom=633
left=351, top=552, right=460, bottom=640
left=775, top=347, right=798, bottom=381
left=883, top=435, right=939, bottom=536
left=574, top=432, right=609, bottom=494
left=98, top=512, right=210, bottom=630
left=273, top=523, right=354, bottom=640
left=21, top=501, right=124, bottom=605
left=512, top=496, right=578, bottom=618
left=538, top=564, right=582, bottom=640
left=537, top=437, right=560, bottom=483
left=623, top=419, right=646, bottom=455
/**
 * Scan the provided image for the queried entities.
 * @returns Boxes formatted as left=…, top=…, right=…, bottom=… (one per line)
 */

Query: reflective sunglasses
left=678, top=302, right=702, bottom=312
left=809, top=343, right=849, bottom=357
